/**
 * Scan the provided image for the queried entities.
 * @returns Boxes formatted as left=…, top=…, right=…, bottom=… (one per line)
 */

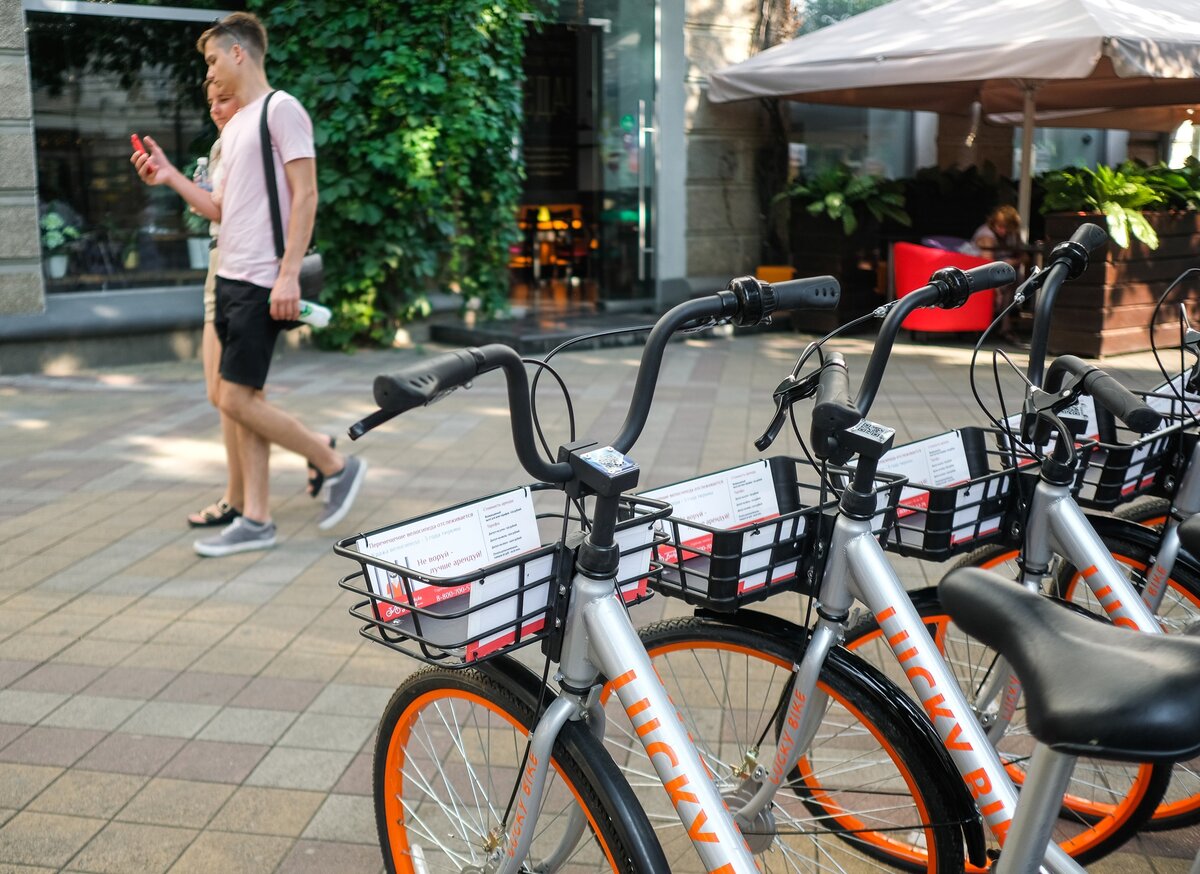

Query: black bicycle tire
left=843, top=582, right=1172, bottom=864
left=374, top=664, right=662, bottom=874
left=624, top=615, right=967, bottom=873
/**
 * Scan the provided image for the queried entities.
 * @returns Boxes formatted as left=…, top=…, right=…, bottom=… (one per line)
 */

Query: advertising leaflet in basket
left=640, top=460, right=800, bottom=594
left=357, top=488, right=657, bottom=658
left=875, top=431, right=1004, bottom=545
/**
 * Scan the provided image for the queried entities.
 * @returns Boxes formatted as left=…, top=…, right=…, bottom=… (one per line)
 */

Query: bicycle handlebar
left=1044, top=354, right=1163, bottom=434
left=365, top=273, right=841, bottom=483
left=853, top=261, right=1017, bottom=417
left=1027, top=223, right=1108, bottom=386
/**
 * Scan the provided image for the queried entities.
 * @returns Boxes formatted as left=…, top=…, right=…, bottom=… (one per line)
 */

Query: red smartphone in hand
left=130, top=133, right=146, bottom=155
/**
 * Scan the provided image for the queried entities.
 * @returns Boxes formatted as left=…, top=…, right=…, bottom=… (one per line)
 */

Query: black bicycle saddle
left=940, top=567, right=1200, bottom=762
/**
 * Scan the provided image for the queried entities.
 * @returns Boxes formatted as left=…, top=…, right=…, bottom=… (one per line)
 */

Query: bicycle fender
left=1083, top=511, right=1182, bottom=557
left=697, top=608, right=988, bottom=868
left=478, top=656, right=672, bottom=874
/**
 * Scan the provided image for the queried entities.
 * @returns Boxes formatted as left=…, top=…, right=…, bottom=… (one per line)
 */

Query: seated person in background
left=967, top=205, right=1025, bottom=343
left=968, top=204, right=1023, bottom=268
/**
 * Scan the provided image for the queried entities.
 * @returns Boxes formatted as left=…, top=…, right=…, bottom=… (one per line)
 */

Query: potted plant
left=1040, top=160, right=1200, bottom=357
left=779, top=163, right=911, bottom=329
left=40, top=210, right=81, bottom=279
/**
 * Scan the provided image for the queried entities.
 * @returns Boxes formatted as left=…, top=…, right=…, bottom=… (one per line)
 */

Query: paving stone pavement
left=0, top=329, right=1196, bottom=872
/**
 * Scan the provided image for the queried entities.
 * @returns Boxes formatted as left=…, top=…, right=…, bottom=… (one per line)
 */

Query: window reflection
left=28, top=11, right=213, bottom=293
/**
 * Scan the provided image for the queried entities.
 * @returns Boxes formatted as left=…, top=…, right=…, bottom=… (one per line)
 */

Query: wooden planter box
left=789, top=212, right=885, bottom=334
left=1044, top=211, right=1200, bottom=358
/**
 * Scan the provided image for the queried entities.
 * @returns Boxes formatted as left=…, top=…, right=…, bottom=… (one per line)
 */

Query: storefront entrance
left=512, top=6, right=655, bottom=309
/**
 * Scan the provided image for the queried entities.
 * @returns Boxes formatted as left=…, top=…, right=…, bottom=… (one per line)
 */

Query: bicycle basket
left=883, top=426, right=1094, bottom=561
left=641, top=457, right=905, bottom=612
left=334, top=484, right=668, bottom=668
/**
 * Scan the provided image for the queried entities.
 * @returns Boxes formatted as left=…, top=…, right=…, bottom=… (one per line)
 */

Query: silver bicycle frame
left=1140, top=439, right=1200, bottom=614
left=499, top=567, right=761, bottom=874
left=732, top=509, right=1086, bottom=874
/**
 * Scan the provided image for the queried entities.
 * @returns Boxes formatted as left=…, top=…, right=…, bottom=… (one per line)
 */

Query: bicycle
left=848, top=245, right=1200, bottom=831
left=937, top=560, right=1200, bottom=873
left=595, top=257, right=1161, bottom=871
left=334, top=274, right=969, bottom=873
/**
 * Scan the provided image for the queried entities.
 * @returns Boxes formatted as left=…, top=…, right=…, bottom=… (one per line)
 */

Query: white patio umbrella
left=708, top=0, right=1200, bottom=237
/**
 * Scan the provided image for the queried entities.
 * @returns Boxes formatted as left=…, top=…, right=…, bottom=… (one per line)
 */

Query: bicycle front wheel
left=604, top=615, right=966, bottom=873
left=375, top=664, right=659, bottom=874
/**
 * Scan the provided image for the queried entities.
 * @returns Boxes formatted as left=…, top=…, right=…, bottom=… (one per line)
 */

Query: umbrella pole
left=1017, top=82, right=1039, bottom=244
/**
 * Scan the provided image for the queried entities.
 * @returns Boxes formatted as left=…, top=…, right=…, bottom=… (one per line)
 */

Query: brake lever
left=1021, top=376, right=1085, bottom=453
left=755, top=370, right=821, bottom=452
left=1179, top=304, right=1200, bottom=394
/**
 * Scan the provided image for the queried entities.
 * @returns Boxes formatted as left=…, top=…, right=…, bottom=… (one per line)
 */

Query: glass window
left=787, top=103, right=916, bottom=178
left=1012, top=127, right=1106, bottom=176
left=28, top=10, right=217, bottom=292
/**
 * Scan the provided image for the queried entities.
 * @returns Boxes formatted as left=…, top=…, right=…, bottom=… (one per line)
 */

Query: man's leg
left=218, top=383, right=340, bottom=475
left=234, top=407, right=270, bottom=524
left=203, top=323, right=245, bottom=510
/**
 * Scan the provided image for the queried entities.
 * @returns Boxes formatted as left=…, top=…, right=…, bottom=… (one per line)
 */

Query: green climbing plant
left=250, top=0, right=544, bottom=348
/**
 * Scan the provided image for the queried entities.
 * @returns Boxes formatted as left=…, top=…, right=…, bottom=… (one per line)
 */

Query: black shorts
left=214, top=277, right=284, bottom=390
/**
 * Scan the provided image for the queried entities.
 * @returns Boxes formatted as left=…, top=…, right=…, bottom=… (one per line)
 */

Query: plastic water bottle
left=298, top=300, right=332, bottom=328
left=193, top=157, right=211, bottom=191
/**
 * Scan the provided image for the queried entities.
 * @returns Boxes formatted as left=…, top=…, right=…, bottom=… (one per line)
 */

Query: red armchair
left=892, top=242, right=995, bottom=333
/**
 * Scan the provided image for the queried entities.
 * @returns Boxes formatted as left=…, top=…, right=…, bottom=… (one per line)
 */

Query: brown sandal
left=307, top=435, right=337, bottom=498
left=187, top=499, right=241, bottom=528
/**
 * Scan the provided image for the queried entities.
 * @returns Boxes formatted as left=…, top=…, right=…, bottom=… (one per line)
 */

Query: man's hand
left=130, top=135, right=178, bottom=186
left=269, top=272, right=301, bottom=322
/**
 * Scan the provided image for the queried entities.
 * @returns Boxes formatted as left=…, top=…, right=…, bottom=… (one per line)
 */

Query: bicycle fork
left=498, top=570, right=761, bottom=874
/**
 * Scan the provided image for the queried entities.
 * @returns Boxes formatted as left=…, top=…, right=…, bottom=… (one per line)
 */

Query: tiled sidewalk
left=0, top=331, right=1195, bottom=872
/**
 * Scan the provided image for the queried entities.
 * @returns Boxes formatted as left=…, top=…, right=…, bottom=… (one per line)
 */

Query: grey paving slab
left=158, top=740, right=268, bottom=784
left=197, top=694, right=299, bottom=741
left=0, top=691, right=67, bottom=725
left=165, top=830, right=291, bottom=874
left=117, top=701, right=220, bottom=739
left=0, top=726, right=106, bottom=768
left=274, top=840, right=385, bottom=874
left=74, top=733, right=185, bottom=777
left=245, top=747, right=356, bottom=792
left=26, top=770, right=146, bottom=820
left=276, top=713, right=376, bottom=753
left=0, top=811, right=103, bottom=869
left=66, top=822, right=196, bottom=874
left=8, top=663, right=104, bottom=696
left=208, top=786, right=323, bottom=837
left=40, top=696, right=142, bottom=732
left=300, top=793, right=375, bottom=844
left=116, top=777, right=234, bottom=828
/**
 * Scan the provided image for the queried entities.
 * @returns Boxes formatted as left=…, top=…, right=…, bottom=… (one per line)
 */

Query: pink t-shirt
left=214, top=90, right=315, bottom=289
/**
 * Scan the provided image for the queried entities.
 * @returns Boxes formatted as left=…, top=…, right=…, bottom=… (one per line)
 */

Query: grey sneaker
left=318, top=455, right=368, bottom=531
left=194, top=517, right=277, bottom=557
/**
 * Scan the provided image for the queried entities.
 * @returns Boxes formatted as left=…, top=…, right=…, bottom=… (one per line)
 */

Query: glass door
left=517, top=3, right=655, bottom=307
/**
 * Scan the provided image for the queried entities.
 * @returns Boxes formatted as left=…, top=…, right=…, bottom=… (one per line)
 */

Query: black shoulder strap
left=260, top=90, right=284, bottom=258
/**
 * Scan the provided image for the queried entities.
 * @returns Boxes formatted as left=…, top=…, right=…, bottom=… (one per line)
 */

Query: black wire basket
left=1075, top=386, right=1200, bottom=510
left=334, top=484, right=670, bottom=668
left=883, top=426, right=1095, bottom=561
left=642, top=457, right=906, bottom=611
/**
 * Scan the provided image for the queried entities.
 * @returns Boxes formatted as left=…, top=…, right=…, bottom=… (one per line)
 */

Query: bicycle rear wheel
left=375, top=663, right=661, bottom=873
left=603, top=615, right=967, bottom=873
left=1054, top=532, right=1200, bottom=829
left=844, top=581, right=1171, bottom=865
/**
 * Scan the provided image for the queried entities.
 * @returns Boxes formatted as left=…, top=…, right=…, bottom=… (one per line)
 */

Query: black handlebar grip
left=373, top=348, right=483, bottom=413
left=962, top=261, right=1017, bottom=293
left=1070, top=222, right=1108, bottom=253
left=810, top=352, right=862, bottom=461
left=1045, top=355, right=1163, bottom=434
left=772, top=275, right=841, bottom=311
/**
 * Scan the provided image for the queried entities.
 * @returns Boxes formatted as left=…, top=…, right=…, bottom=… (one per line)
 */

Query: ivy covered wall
left=251, top=1, right=542, bottom=347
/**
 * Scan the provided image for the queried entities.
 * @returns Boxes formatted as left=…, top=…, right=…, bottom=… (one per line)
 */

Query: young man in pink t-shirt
left=132, top=12, right=367, bottom=556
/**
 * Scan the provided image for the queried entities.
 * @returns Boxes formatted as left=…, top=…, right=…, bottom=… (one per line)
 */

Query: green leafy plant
left=252, top=0, right=544, bottom=349
left=1040, top=163, right=1164, bottom=249
left=39, top=211, right=81, bottom=254
left=777, top=164, right=910, bottom=236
